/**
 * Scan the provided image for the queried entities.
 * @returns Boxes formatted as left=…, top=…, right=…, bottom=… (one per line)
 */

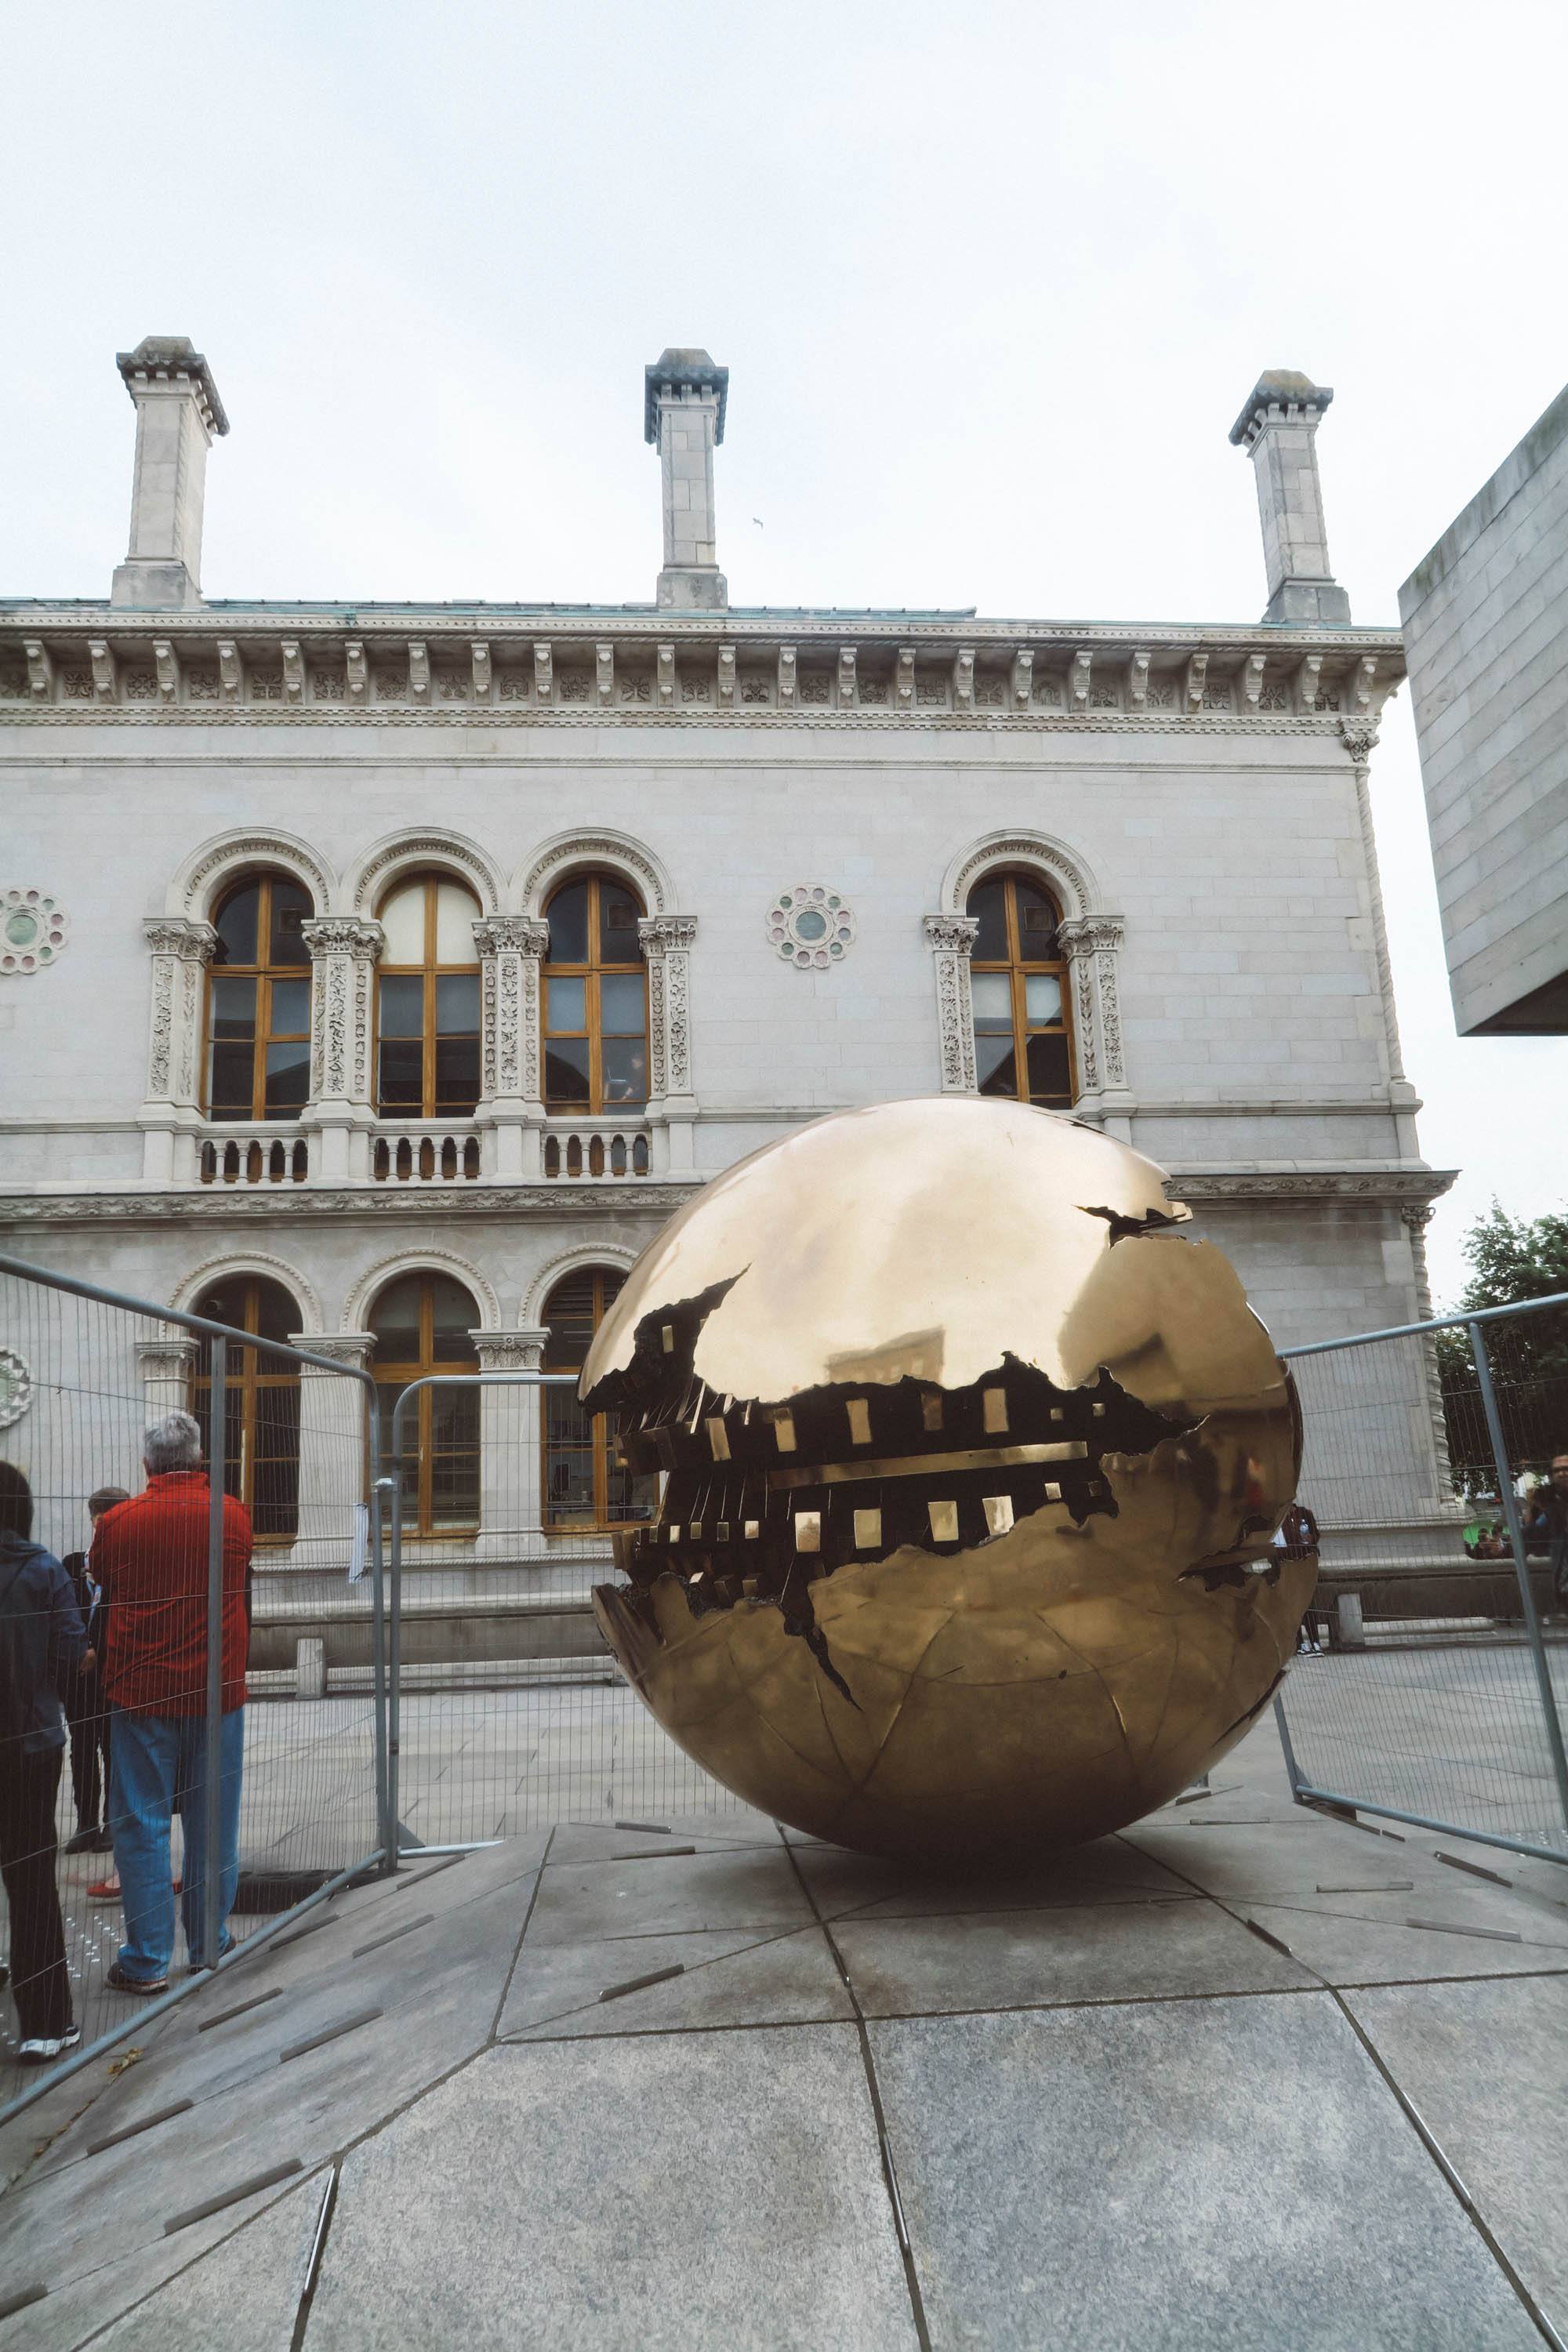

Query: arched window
left=966, top=871, right=1075, bottom=1107
left=370, top=1273, right=480, bottom=1536
left=190, top=1274, right=301, bottom=1541
left=205, top=873, right=313, bottom=1121
left=543, top=874, right=648, bottom=1114
left=376, top=874, right=481, bottom=1119
left=542, top=1269, right=658, bottom=1531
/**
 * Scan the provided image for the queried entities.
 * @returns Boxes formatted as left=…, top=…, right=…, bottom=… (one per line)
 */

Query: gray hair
left=143, top=1411, right=204, bottom=1474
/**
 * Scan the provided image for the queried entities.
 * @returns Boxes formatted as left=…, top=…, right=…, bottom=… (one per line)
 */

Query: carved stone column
left=300, top=917, right=383, bottom=1182
left=474, top=916, right=550, bottom=1179
left=140, top=918, right=216, bottom=1183
left=136, top=1335, right=198, bottom=1425
left=638, top=915, right=698, bottom=1173
left=473, top=1330, right=549, bottom=1560
left=1058, top=916, right=1132, bottom=1137
left=289, top=1334, right=376, bottom=1562
left=922, top=915, right=979, bottom=1093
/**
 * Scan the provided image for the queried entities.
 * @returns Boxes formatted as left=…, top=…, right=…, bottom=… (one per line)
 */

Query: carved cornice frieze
left=0, top=1181, right=702, bottom=1228
left=1167, top=1167, right=1457, bottom=1207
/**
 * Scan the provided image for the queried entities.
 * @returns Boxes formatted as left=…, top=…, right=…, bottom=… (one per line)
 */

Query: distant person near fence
left=1526, top=1454, right=1568, bottom=1618
left=0, top=1462, right=88, bottom=2063
left=60, top=1485, right=129, bottom=1857
left=92, top=1413, right=252, bottom=1995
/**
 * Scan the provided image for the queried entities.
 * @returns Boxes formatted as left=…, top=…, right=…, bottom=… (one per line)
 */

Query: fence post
left=366, top=1382, right=396, bottom=1878
left=203, top=1333, right=226, bottom=1969
left=1470, top=1319, right=1568, bottom=1842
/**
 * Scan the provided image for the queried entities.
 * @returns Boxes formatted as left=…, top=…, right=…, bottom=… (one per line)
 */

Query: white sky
left=5, top=0, right=1564, bottom=1307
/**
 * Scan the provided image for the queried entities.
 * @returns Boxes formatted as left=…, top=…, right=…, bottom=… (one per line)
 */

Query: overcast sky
left=5, top=0, right=1564, bottom=1306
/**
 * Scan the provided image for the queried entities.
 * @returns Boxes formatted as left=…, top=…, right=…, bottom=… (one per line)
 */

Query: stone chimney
left=111, top=336, right=229, bottom=609
left=1229, top=370, right=1350, bottom=626
left=644, top=347, right=728, bottom=609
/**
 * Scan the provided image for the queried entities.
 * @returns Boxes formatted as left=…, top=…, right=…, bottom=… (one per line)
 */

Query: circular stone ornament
left=1, top=891, right=68, bottom=975
left=766, top=884, right=857, bottom=968
left=0, top=1348, right=34, bottom=1431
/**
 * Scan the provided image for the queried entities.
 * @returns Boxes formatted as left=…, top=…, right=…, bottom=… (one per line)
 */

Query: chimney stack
left=1229, top=370, right=1349, bottom=626
left=644, top=347, right=728, bottom=610
left=111, top=337, right=229, bottom=609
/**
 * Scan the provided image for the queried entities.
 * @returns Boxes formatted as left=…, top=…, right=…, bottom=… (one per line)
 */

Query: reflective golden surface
left=586, top=1098, right=1313, bottom=1865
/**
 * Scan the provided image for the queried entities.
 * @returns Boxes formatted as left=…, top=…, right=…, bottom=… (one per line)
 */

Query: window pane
left=378, top=1038, right=423, bottom=1109
left=605, top=1436, right=659, bottom=1524
left=545, top=1036, right=591, bottom=1104
left=600, top=972, right=645, bottom=1034
left=970, top=971, right=1012, bottom=1026
left=546, top=975, right=586, bottom=1033
left=976, top=1035, right=1018, bottom=1095
left=1024, top=972, right=1063, bottom=1025
left=208, top=1043, right=255, bottom=1118
left=543, top=1274, right=598, bottom=1368
left=434, top=1036, right=481, bottom=1110
left=210, top=975, right=256, bottom=1038
left=269, top=884, right=311, bottom=967
left=371, top=1278, right=423, bottom=1356
left=1016, top=883, right=1059, bottom=953
left=1027, top=1032, right=1072, bottom=1102
left=435, top=972, right=480, bottom=1033
left=546, top=880, right=590, bottom=964
left=213, top=883, right=260, bottom=968
left=250, top=1277, right=299, bottom=1344
left=601, top=890, right=642, bottom=961
left=378, top=880, right=426, bottom=963
left=379, top=974, right=425, bottom=1038
left=264, top=1039, right=310, bottom=1114
left=967, top=879, right=1008, bottom=962
left=431, top=1384, right=480, bottom=1446
left=270, top=978, right=311, bottom=1035
left=601, top=1036, right=648, bottom=1106
left=430, top=1279, right=479, bottom=1363
left=434, top=882, right=480, bottom=964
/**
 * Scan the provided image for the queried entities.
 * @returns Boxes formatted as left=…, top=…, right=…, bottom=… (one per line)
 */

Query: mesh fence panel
left=1277, top=1302, right=1568, bottom=1861
left=383, top=1376, right=744, bottom=1849
left=0, top=1265, right=385, bottom=2109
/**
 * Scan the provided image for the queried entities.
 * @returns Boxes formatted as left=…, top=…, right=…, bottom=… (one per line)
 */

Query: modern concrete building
left=0, top=344, right=1452, bottom=1638
left=1399, top=381, right=1568, bottom=1035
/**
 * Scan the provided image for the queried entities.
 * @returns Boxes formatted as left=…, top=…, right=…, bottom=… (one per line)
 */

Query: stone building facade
left=0, top=344, right=1450, bottom=1595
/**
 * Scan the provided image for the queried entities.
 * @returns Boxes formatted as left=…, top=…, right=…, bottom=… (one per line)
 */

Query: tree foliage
left=1436, top=1201, right=1568, bottom=1497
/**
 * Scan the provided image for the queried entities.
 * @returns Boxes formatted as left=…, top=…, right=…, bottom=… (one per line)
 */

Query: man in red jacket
left=93, top=1410, right=252, bottom=1993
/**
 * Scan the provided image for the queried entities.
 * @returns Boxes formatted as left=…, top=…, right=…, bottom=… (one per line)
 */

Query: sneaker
left=65, top=1826, right=103, bottom=1855
left=104, top=1962, right=167, bottom=1995
left=18, top=2026, right=83, bottom=2064
left=87, top=1876, right=122, bottom=1902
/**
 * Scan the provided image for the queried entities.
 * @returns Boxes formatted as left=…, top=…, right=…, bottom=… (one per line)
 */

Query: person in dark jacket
left=0, top=1461, right=88, bottom=2062
left=1526, top=1454, right=1568, bottom=1616
left=60, top=1485, right=129, bottom=1855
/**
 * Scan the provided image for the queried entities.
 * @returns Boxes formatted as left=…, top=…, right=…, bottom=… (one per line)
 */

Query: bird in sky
left=752, top=517, right=765, bottom=529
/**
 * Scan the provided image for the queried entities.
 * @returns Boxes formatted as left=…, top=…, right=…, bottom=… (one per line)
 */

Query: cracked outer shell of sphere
left=586, top=1098, right=1312, bottom=1864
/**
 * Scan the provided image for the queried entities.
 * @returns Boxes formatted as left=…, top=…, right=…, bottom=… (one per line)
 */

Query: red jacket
left=94, top=1473, right=252, bottom=1716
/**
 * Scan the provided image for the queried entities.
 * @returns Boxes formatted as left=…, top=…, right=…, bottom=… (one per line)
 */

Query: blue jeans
left=110, top=1708, right=244, bottom=1978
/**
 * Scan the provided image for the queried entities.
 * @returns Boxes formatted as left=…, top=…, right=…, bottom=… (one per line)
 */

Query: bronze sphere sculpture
left=586, top=1098, right=1313, bottom=1864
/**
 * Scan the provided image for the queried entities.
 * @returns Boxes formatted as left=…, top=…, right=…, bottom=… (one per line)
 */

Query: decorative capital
left=472, top=1327, right=547, bottom=1373
left=136, top=1335, right=199, bottom=1370
left=1057, top=916, right=1124, bottom=956
left=1339, top=717, right=1378, bottom=764
left=637, top=914, right=698, bottom=954
left=300, top=917, right=383, bottom=960
left=294, top=1332, right=376, bottom=1370
left=922, top=913, right=978, bottom=956
left=143, top=916, right=217, bottom=963
left=474, top=915, right=550, bottom=958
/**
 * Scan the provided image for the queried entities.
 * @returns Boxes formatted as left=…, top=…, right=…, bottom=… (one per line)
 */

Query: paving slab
left=1345, top=1974, right=1568, bottom=2338
left=834, top=1891, right=1316, bottom=2017
left=795, top=1833, right=1194, bottom=1922
left=522, top=1845, right=814, bottom=1947
left=869, top=1992, right=1541, bottom=2350
left=504, top=1922, right=855, bottom=2039
left=1243, top=1893, right=1568, bottom=1986
left=91, top=2169, right=325, bottom=2352
left=308, top=2028, right=918, bottom=2351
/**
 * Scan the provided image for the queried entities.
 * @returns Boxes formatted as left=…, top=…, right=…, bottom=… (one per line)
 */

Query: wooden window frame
left=189, top=1275, right=301, bottom=1544
left=542, top=1268, right=654, bottom=1532
left=543, top=874, right=649, bottom=1116
left=373, top=873, right=482, bottom=1120
left=371, top=1273, right=481, bottom=1540
left=202, top=873, right=313, bottom=1123
left=967, top=870, right=1076, bottom=1109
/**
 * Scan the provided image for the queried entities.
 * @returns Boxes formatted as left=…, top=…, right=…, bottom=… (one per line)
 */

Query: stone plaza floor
left=4, top=1677, right=1568, bottom=2350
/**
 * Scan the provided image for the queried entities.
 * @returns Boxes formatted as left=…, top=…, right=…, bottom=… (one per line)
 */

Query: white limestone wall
left=1399, top=380, right=1568, bottom=1035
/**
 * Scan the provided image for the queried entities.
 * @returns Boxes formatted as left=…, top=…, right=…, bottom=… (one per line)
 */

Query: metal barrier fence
left=0, top=1254, right=390, bottom=2122
left=382, top=1374, right=743, bottom=1849
left=1276, top=1293, right=1568, bottom=1864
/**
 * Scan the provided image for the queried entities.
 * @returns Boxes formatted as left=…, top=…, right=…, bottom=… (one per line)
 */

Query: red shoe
left=87, top=1876, right=121, bottom=1902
